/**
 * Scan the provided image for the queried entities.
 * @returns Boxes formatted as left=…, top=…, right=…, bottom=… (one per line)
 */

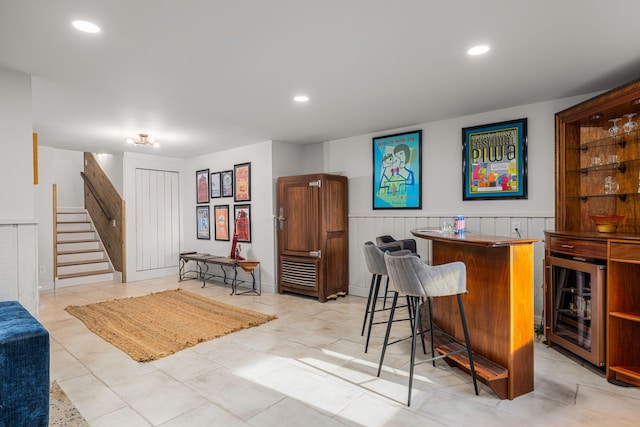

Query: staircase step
left=57, top=248, right=104, bottom=255
left=58, top=268, right=114, bottom=280
left=57, top=222, right=92, bottom=232
left=57, top=241, right=101, bottom=252
left=56, top=272, right=114, bottom=288
left=58, top=260, right=110, bottom=275
left=58, top=232, right=96, bottom=241
left=57, top=259, right=109, bottom=267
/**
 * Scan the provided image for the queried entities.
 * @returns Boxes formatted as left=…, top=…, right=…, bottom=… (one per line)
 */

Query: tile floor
left=39, top=276, right=640, bottom=426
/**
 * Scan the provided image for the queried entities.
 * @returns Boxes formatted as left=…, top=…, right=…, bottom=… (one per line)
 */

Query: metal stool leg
left=377, top=292, right=398, bottom=377
left=458, top=294, right=479, bottom=395
left=365, top=274, right=383, bottom=353
left=408, top=296, right=421, bottom=406
left=361, top=274, right=377, bottom=336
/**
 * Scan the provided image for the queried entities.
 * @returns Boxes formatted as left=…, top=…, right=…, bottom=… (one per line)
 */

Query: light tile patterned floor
left=39, top=276, right=640, bottom=426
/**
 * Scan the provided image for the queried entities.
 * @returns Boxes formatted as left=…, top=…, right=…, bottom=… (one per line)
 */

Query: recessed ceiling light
left=294, top=95, right=309, bottom=103
left=467, top=45, right=490, bottom=56
left=72, top=20, right=100, bottom=33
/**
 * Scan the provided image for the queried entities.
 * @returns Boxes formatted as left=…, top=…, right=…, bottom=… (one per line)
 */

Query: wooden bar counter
left=411, top=229, right=536, bottom=400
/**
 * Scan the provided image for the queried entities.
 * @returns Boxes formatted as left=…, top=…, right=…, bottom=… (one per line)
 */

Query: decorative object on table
left=214, top=204, right=230, bottom=241
left=590, top=215, right=624, bottom=233
left=221, top=170, right=233, bottom=197
left=233, top=204, right=251, bottom=243
left=234, top=162, right=251, bottom=202
left=210, top=171, right=221, bottom=198
left=65, top=289, right=277, bottom=362
left=372, top=130, right=422, bottom=209
left=196, top=205, right=210, bottom=239
left=462, top=118, right=528, bottom=200
left=196, top=169, right=210, bottom=203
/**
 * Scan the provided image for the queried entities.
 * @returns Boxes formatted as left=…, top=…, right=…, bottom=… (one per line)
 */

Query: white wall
left=35, top=145, right=55, bottom=288
left=53, top=149, right=84, bottom=208
left=95, top=152, right=124, bottom=197
left=183, top=141, right=277, bottom=292
left=0, top=67, right=34, bottom=219
left=0, top=67, right=39, bottom=315
left=319, top=93, right=598, bottom=322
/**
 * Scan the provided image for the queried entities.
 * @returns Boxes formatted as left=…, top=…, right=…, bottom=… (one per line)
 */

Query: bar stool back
left=361, top=241, right=413, bottom=353
left=379, top=251, right=479, bottom=406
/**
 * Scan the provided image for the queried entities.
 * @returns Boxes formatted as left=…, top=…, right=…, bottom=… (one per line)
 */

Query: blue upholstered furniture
left=0, top=300, right=50, bottom=427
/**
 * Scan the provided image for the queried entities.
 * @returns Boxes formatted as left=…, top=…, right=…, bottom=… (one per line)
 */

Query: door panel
left=278, top=179, right=319, bottom=257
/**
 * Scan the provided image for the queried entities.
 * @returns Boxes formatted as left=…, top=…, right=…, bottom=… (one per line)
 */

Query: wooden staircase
left=55, top=208, right=114, bottom=287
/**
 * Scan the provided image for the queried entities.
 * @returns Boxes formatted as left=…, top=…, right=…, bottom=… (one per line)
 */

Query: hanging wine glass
left=623, top=113, right=637, bottom=133
left=609, top=118, right=622, bottom=137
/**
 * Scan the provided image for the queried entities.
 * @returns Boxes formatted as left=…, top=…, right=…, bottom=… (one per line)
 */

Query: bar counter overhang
left=411, top=228, right=537, bottom=400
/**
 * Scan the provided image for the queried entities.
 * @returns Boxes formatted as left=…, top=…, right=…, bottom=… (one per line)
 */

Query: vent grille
left=281, top=259, right=317, bottom=288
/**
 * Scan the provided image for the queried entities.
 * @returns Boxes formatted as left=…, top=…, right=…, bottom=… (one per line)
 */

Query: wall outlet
left=39, top=265, right=46, bottom=273
left=512, top=221, right=521, bottom=234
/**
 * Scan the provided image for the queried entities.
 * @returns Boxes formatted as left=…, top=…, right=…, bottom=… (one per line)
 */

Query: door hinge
left=309, top=180, right=321, bottom=188
left=309, top=250, right=321, bottom=258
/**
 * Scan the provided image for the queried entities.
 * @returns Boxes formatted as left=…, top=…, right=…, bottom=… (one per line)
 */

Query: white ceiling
left=2, top=0, right=640, bottom=159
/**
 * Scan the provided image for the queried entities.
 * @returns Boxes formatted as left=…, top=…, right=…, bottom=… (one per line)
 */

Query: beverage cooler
left=546, top=255, right=606, bottom=367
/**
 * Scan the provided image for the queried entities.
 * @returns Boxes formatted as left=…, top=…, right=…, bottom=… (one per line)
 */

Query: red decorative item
left=230, top=213, right=246, bottom=260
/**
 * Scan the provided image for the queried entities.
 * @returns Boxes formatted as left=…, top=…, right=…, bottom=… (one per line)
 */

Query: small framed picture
left=214, top=204, right=230, bottom=241
left=233, top=204, right=251, bottom=243
left=196, top=205, right=210, bottom=240
left=196, top=169, right=209, bottom=204
left=210, top=171, right=221, bottom=199
left=234, top=162, right=251, bottom=202
left=221, top=170, right=233, bottom=198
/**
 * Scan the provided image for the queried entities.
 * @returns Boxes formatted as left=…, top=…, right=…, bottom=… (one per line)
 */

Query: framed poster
left=214, top=204, right=230, bottom=241
left=221, top=170, right=233, bottom=198
left=196, top=169, right=209, bottom=204
left=233, top=204, right=251, bottom=243
left=234, top=162, right=251, bottom=202
left=462, top=118, right=528, bottom=200
left=372, top=130, right=422, bottom=209
left=210, top=171, right=221, bottom=198
left=196, top=205, right=210, bottom=239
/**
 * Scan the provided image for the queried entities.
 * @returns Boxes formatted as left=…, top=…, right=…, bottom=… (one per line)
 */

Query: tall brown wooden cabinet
left=546, top=78, right=640, bottom=387
left=277, top=173, right=349, bottom=302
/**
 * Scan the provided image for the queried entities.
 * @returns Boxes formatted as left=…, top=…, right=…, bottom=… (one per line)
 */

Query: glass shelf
left=569, top=128, right=640, bottom=151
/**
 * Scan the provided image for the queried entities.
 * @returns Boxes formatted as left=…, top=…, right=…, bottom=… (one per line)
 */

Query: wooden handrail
left=82, top=152, right=126, bottom=281
left=80, top=171, right=114, bottom=225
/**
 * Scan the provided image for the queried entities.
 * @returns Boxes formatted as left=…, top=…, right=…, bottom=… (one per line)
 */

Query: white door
left=135, top=169, right=180, bottom=273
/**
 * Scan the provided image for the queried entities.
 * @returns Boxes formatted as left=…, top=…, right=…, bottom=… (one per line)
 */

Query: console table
left=179, top=252, right=261, bottom=295
left=411, top=229, right=536, bottom=400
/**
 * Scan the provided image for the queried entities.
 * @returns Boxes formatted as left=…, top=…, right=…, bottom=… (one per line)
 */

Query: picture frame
left=210, top=171, right=221, bottom=199
left=196, top=169, right=210, bottom=204
left=372, top=130, right=422, bottom=209
left=233, top=204, right=251, bottom=243
left=213, top=204, right=230, bottom=241
left=234, top=162, right=251, bottom=202
left=221, top=170, right=233, bottom=198
left=196, top=205, right=210, bottom=240
left=462, top=118, right=528, bottom=200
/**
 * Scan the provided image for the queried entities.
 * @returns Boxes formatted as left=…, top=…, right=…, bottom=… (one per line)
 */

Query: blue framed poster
left=372, top=130, right=422, bottom=209
left=462, top=118, right=528, bottom=200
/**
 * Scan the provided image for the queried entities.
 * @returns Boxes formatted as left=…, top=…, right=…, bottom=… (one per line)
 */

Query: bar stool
left=376, top=235, right=417, bottom=255
left=379, top=251, right=478, bottom=406
left=362, top=242, right=419, bottom=353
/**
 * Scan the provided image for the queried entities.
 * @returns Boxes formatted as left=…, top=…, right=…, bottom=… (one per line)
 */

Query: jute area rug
left=65, top=289, right=277, bottom=362
left=49, top=381, right=89, bottom=426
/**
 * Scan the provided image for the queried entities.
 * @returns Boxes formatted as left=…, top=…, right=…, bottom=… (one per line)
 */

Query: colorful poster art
left=234, top=162, right=251, bottom=202
left=196, top=169, right=209, bottom=204
left=196, top=206, right=210, bottom=239
left=221, top=170, right=233, bottom=198
left=214, top=205, right=229, bottom=241
left=372, top=130, right=422, bottom=209
left=234, top=204, right=251, bottom=242
left=463, top=118, right=528, bottom=200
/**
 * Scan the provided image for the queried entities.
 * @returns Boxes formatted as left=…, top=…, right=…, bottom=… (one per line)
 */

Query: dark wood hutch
left=546, top=78, right=640, bottom=387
